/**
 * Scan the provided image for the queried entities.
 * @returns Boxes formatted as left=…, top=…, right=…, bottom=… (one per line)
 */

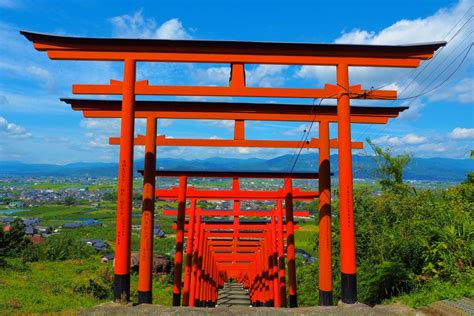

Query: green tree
left=464, top=149, right=474, bottom=184
left=367, top=139, right=412, bottom=193
left=64, top=196, right=77, bottom=206
left=0, top=229, right=6, bottom=267
left=2, top=218, right=31, bottom=257
left=103, top=191, right=117, bottom=201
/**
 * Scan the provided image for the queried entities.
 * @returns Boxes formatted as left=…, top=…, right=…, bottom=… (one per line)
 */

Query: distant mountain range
left=0, top=154, right=472, bottom=182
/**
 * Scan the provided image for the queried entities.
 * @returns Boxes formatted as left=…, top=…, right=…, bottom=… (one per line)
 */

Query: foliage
left=358, top=261, right=414, bottom=305
left=389, top=271, right=474, bottom=307
left=296, top=260, right=318, bottom=306
left=64, top=196, right=77, bottom=206
left=102, top=191, right=117, bottom=201
left=0, top=229, right=5, bottom=267
left=367, top=139, right=412, bottom=193
left=1, top=218, right=31, bottom=257
left=298, top=143, right=474, bottom=308
left=43, top=235, right=98, bottom=261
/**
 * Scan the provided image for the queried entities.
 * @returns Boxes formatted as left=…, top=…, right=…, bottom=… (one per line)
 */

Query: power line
left=281, top=9, right=474, bottom=182
left=370, top=10, right=473, bottom=92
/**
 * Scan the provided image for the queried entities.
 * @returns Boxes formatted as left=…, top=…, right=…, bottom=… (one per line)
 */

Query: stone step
left=216, top=282, right=251, bottom=307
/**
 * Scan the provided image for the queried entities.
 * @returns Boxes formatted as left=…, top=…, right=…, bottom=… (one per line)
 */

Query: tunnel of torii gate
left=142, top=170, right=319, bottom=307
left=21, top=30, right=445, bottom=307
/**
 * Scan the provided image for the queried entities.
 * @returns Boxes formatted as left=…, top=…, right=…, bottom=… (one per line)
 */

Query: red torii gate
left=176, top=218, right=300, bottom=307
left=147, top=170, right=318, bottom=306
left=66, top=98, right=407, bottom=306
left=21, top=30, right=445, bottom=305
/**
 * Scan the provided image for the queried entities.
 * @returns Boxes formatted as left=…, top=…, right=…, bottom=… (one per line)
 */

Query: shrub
left=359, top=261, right=414, bottom=305
left=2, top=218, right=31, bottom=257
left=73, top=279, right=111, bottom=300
left=42, top=235, right=96, bottom=261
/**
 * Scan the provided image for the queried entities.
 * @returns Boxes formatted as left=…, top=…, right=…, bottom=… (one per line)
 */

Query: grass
left=295, top=220, right=318, bottom=257
left=0, top=257, right=174, bottom=314
left=0, top=258, right=108, bottom=314
left=387, top=275, right=474, bottom=308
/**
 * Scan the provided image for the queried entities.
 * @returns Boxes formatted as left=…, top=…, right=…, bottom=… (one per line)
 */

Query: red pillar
left=285, top=179, right=298, bottom=307
left=319, top=120, right=333, bottom=305
left=337, top=63, right=357, bottom=303
left=256, top=252, right=262, bottom=306
left=265, top=232, right=274, bottom=307
left=277, top=200, right=287, bottom=307
left=137, top=117, right=157, bottom=304
left=195, top=225, right=205, bottom=307
left=182, top=199, right=197, bottom=306
left=189, top=210, right=201, bottom=307
left=198, top=236, right=209, bottom=306
left=232, top=178, right=240, bottom=253
left=114, top=58, right=136, bottom=302
left=271, top=212, right=280, bottom=307
left=173, top=176, right=188, bottom=306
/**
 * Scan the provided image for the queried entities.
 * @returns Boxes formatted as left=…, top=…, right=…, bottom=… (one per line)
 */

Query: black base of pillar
left=114, top=273, right=130, bottom=302
left=266, top=299, right=274, bottom=307
left=194, top=299, right=201, bottom=307
left=341, top=273, right=357, bottom=304
left=319, top=290, right=333, bottom=306
left=138, top=291, right=152, bottom=304
left=172, top=293, right=181, bottom=306
left=289, top=295, right=298, bottom=307
left=207, top=301, right=214, bottom=307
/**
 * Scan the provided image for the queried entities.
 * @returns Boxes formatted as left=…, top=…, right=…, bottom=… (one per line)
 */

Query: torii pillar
left=318, top=120, right=333, bottom=305
left=284, top=178, right=297, bottom=307
left=337, top=64, right=357, bottom=303
left=137, top=117, right=157, bottom=304
left=114, top=59, right=136, bottom=302
left=173, top=176, right=188, bottom=306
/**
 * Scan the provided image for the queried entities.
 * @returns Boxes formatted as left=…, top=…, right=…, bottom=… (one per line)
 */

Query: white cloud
left=333, top=0, right=471, bottom=45
left=246, top=65, right=290, bottom=87
left=297, top=0, right=473, bottom=106
left=369, top=129, right=474, bottom=158
left=398, top=99, right=426, bottom=120
left=199, top=120, right=235, bottom=130
left=0, top=116, right=32, bottom=139
left=110, top=10, right=191, bottom=39
left=80, top=119, right=120, bottom=131
left=373, top=133, right=427, bottom=146
left=193, top=64, right=290, bottom=88
left=193, top=66, right=230, bottom=86
left=155, top=18, right=190, bottom=39
left=158, top=119, right=173, bottom=128
left=449, top=127, right=474, bottom=139
left=282, top=123, right=309, bottom=136
left=417, top=143, right=448, bottom=153
left=429, top=77, right=474, bottom=104
left=26, top=66, right=55, bottom=90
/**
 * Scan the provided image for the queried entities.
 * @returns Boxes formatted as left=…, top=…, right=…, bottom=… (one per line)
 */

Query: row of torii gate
left=22, top=30, right=444, bottom=307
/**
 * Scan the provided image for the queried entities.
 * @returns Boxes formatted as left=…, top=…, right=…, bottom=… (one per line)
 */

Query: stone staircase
left=216, top=282, right=251, bottom=307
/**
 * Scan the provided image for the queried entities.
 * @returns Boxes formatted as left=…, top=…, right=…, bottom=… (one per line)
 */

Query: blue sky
left=0, top=0, right=472, bottom=164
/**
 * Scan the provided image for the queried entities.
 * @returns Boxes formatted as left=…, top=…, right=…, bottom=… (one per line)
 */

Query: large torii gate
left=65, top=98, right=407, bottom=305
left=21, top=30, right=445, bottom=306
left=65, top=98, right=405, bottom=305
